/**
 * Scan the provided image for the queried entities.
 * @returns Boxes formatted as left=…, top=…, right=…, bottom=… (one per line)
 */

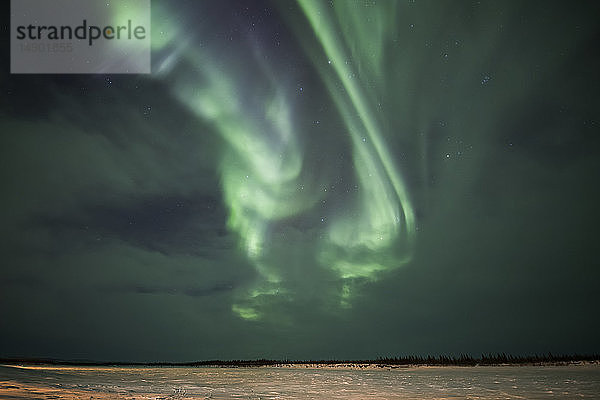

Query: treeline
left=373, top=353, right=600, bottom=366
left=1, top=353, right=598, bottom=367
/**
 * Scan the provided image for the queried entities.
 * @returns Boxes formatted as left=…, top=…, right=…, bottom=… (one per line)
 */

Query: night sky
left=1, top=0, right=599, bottom=362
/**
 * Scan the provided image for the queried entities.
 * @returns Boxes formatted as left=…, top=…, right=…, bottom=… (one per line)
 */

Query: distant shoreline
left=1, top=354, right=599, bottom=369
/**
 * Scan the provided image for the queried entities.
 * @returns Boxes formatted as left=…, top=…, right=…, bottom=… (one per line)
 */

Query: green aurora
left=149, top=1, right=417, bottom=320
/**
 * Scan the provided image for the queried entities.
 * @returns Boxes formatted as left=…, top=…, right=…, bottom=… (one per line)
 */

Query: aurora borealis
left=1, top=0, right=599, bottom=361
left=153, top=0, right=417, bottom=320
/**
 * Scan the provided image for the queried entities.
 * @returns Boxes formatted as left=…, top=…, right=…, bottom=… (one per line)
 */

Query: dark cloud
left=101, top=281, right=235, bottom=298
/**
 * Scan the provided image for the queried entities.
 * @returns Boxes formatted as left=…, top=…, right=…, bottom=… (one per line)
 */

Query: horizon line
left=2, top=353, right=599, bottom=367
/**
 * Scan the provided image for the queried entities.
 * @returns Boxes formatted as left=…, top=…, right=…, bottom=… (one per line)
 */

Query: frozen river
left=1, top=363, right=599, bottom=399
